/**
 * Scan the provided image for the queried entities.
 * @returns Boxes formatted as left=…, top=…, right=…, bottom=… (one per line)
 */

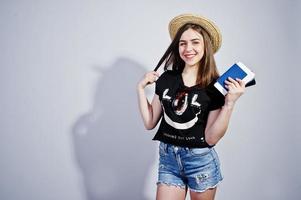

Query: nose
left=185, top=42, right=193, bottom=52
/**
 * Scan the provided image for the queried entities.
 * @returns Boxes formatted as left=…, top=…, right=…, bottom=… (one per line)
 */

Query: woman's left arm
left=205, top=77, right=245, bottom=145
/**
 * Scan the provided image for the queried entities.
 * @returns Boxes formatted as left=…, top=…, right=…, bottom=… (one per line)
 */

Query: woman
left=137, top=14, right=245, bottom=200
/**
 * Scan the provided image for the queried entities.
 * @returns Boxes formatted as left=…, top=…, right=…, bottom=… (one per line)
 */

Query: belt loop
left=164, top=143, right=168, bottom=154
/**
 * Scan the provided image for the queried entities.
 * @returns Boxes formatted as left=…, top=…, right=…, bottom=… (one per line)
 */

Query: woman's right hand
left=137, top=71, right=160, bottom=90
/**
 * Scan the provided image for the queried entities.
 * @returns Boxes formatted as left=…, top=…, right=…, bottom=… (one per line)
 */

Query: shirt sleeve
left=155, top=78, right=161, bottom=96
left=155, top=71, right=169, bottom=97
left=207, top=81, right=225, bottom=111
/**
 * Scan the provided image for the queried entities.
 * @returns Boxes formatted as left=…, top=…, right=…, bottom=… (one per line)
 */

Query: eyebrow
left=179, top=38, right=201, bottom=42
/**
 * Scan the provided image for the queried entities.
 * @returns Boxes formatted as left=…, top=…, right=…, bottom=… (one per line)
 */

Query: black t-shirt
left=153, top=70, right=225, bottom=148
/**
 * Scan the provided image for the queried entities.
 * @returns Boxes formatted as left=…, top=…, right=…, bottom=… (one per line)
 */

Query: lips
left=184, top=54, right=196, bottom=59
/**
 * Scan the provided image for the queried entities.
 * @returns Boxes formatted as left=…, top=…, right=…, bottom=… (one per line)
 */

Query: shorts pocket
left=159, top=142, right=167, bottom=156
left=189, top=147, right=211, bottom=156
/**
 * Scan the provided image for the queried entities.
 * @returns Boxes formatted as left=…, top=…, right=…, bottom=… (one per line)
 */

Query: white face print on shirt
left=162, top=88, right=202, bottom=130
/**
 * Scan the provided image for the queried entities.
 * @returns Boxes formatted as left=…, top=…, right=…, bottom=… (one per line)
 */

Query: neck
left=181, top=64, right=199, bottom=87
left=182, top=64, right=199, bottom=76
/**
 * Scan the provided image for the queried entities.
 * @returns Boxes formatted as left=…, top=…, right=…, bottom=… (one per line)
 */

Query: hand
left=137, top=71, right=159, bottom=90
left=224, top=77, right=245, bottom=107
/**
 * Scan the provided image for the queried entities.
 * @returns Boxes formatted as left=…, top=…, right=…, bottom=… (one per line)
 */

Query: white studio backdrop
left=0, top=0, right=300, bottom=200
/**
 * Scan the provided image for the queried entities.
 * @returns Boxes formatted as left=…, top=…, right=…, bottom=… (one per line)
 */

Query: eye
left=193, top=41, right=200, bottom=45
left=179, top=42, right=186, bottom=46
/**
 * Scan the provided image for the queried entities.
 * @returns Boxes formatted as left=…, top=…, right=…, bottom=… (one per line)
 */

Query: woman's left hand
left=224, top=77, right=245, bottom=107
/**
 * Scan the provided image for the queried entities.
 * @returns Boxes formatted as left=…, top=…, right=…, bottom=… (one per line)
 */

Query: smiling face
left=178, top=28, right=205, bottom=68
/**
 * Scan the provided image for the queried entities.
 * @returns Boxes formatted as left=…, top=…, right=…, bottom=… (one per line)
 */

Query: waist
left=160, top=141, right=211, bottom=154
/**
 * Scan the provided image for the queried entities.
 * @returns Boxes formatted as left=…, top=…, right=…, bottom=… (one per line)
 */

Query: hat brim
left=168, top=14, right=222, bottom=53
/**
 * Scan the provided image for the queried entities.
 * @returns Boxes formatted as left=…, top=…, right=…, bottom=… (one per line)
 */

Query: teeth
left=185, top=55, right=195, bottom=58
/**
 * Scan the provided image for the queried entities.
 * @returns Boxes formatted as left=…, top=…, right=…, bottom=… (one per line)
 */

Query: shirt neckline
left=179, top=73, right=199, bottom=89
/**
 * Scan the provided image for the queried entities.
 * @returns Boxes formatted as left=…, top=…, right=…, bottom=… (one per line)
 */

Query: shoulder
left=206, top=79, right=225, bottom=110
left=156, top=70, right=179, bottom=84
left=155, top=70, right=180, bottom=96
left=206, top=79, right=219, bottom=94
left=159, top=70, right=179, bottom=79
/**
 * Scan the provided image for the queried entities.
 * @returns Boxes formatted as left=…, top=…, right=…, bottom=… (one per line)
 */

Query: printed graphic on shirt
left=162, top=88, right=202, bottom=130
left=191, top=94, right=201, bottom=107
left=153, top=70, right=225, bottom=148
left=162, top=89, right=171, bottom=101
left=172, top=89, right=188, bottom=115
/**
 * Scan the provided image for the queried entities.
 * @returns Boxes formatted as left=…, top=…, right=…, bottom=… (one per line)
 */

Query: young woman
left=137, top=14, right=245, bottom=200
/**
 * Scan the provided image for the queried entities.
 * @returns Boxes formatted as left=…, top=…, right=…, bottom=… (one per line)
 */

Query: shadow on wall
left=71, top=58, right=156, bottom=200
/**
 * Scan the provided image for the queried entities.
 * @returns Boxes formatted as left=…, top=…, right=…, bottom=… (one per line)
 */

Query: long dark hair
left=154, top=23, right=220, bottom=88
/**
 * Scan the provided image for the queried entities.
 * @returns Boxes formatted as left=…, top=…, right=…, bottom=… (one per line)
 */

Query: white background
left=0, top=0, right=300, bottom=199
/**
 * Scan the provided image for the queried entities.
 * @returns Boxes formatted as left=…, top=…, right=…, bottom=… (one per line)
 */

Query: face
left=179, top=28, right=205, bottom=68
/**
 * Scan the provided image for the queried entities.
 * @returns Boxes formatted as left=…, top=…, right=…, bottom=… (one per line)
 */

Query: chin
left=182, top=57, right=201, bottom=67
left=185, top=61, right=199, bottom=67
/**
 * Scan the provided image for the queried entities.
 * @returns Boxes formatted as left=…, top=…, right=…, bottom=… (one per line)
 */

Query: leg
left=156, top=184, right=187, bottom=200
left=183, top=148, right=222, bottom=200
left=190, top=187, right=217, bottom=200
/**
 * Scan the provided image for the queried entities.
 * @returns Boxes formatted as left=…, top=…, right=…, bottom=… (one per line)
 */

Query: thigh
left=157, top=142, right=186, bottom=188
left=183, top=148, right=223, bottom=193
left=156, top=184, right=187, bottom=200
left=190, top=187, right=217, bottom=200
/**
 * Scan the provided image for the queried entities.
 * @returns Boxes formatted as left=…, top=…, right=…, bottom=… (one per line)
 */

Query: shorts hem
left=156, top=181, right=186, bottom=190
left=189, top=179, right=223, bottom=193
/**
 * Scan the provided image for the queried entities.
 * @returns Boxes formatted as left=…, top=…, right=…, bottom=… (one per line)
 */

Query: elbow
left=205, top=132, right=225, bottom=146
left=205, top=135, right=218, bottom=146
left=204, top=129, right=217, bottom=146
left=144, top=123, right=156, bottom=130
left=144, top=117, right=160, bottom=130
left=205, top=125, right=228, bottom=145
left=145, top=125, right=154, bottom=130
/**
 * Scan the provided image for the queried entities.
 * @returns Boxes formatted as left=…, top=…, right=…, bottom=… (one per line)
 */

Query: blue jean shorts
left=157, top=142, right=223, bottom=193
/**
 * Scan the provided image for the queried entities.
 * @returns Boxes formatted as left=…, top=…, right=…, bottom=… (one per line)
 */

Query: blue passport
left=214, top=62, right=255, bottom=95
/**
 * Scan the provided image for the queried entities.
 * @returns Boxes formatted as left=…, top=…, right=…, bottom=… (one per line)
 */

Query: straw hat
left=168, top=14, right=222, bottom=53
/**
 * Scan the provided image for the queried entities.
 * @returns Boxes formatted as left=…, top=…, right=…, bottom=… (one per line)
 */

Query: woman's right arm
left=136, top=71, right=162, bottom=130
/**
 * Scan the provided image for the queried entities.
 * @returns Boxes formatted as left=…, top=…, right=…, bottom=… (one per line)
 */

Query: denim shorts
left=157, top=142, right=223, bottom=193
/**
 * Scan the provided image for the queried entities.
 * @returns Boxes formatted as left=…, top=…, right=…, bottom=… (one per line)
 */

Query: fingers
left=151, top=71, right=160, bottom=77
left=147, top=71, right=159, bottom=78
left=224, top=77, right=245, bottom=100
left=144, top=71, right=160, bottom=84
left=225, top=77, right=238, bottom=87
left=224, top=78, right=235, bottom=90
left=224, top=77, right=245, bottom=88
left=235, top=78, right=246, bottom=87
left=138, top=71, right=160, bottom=89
